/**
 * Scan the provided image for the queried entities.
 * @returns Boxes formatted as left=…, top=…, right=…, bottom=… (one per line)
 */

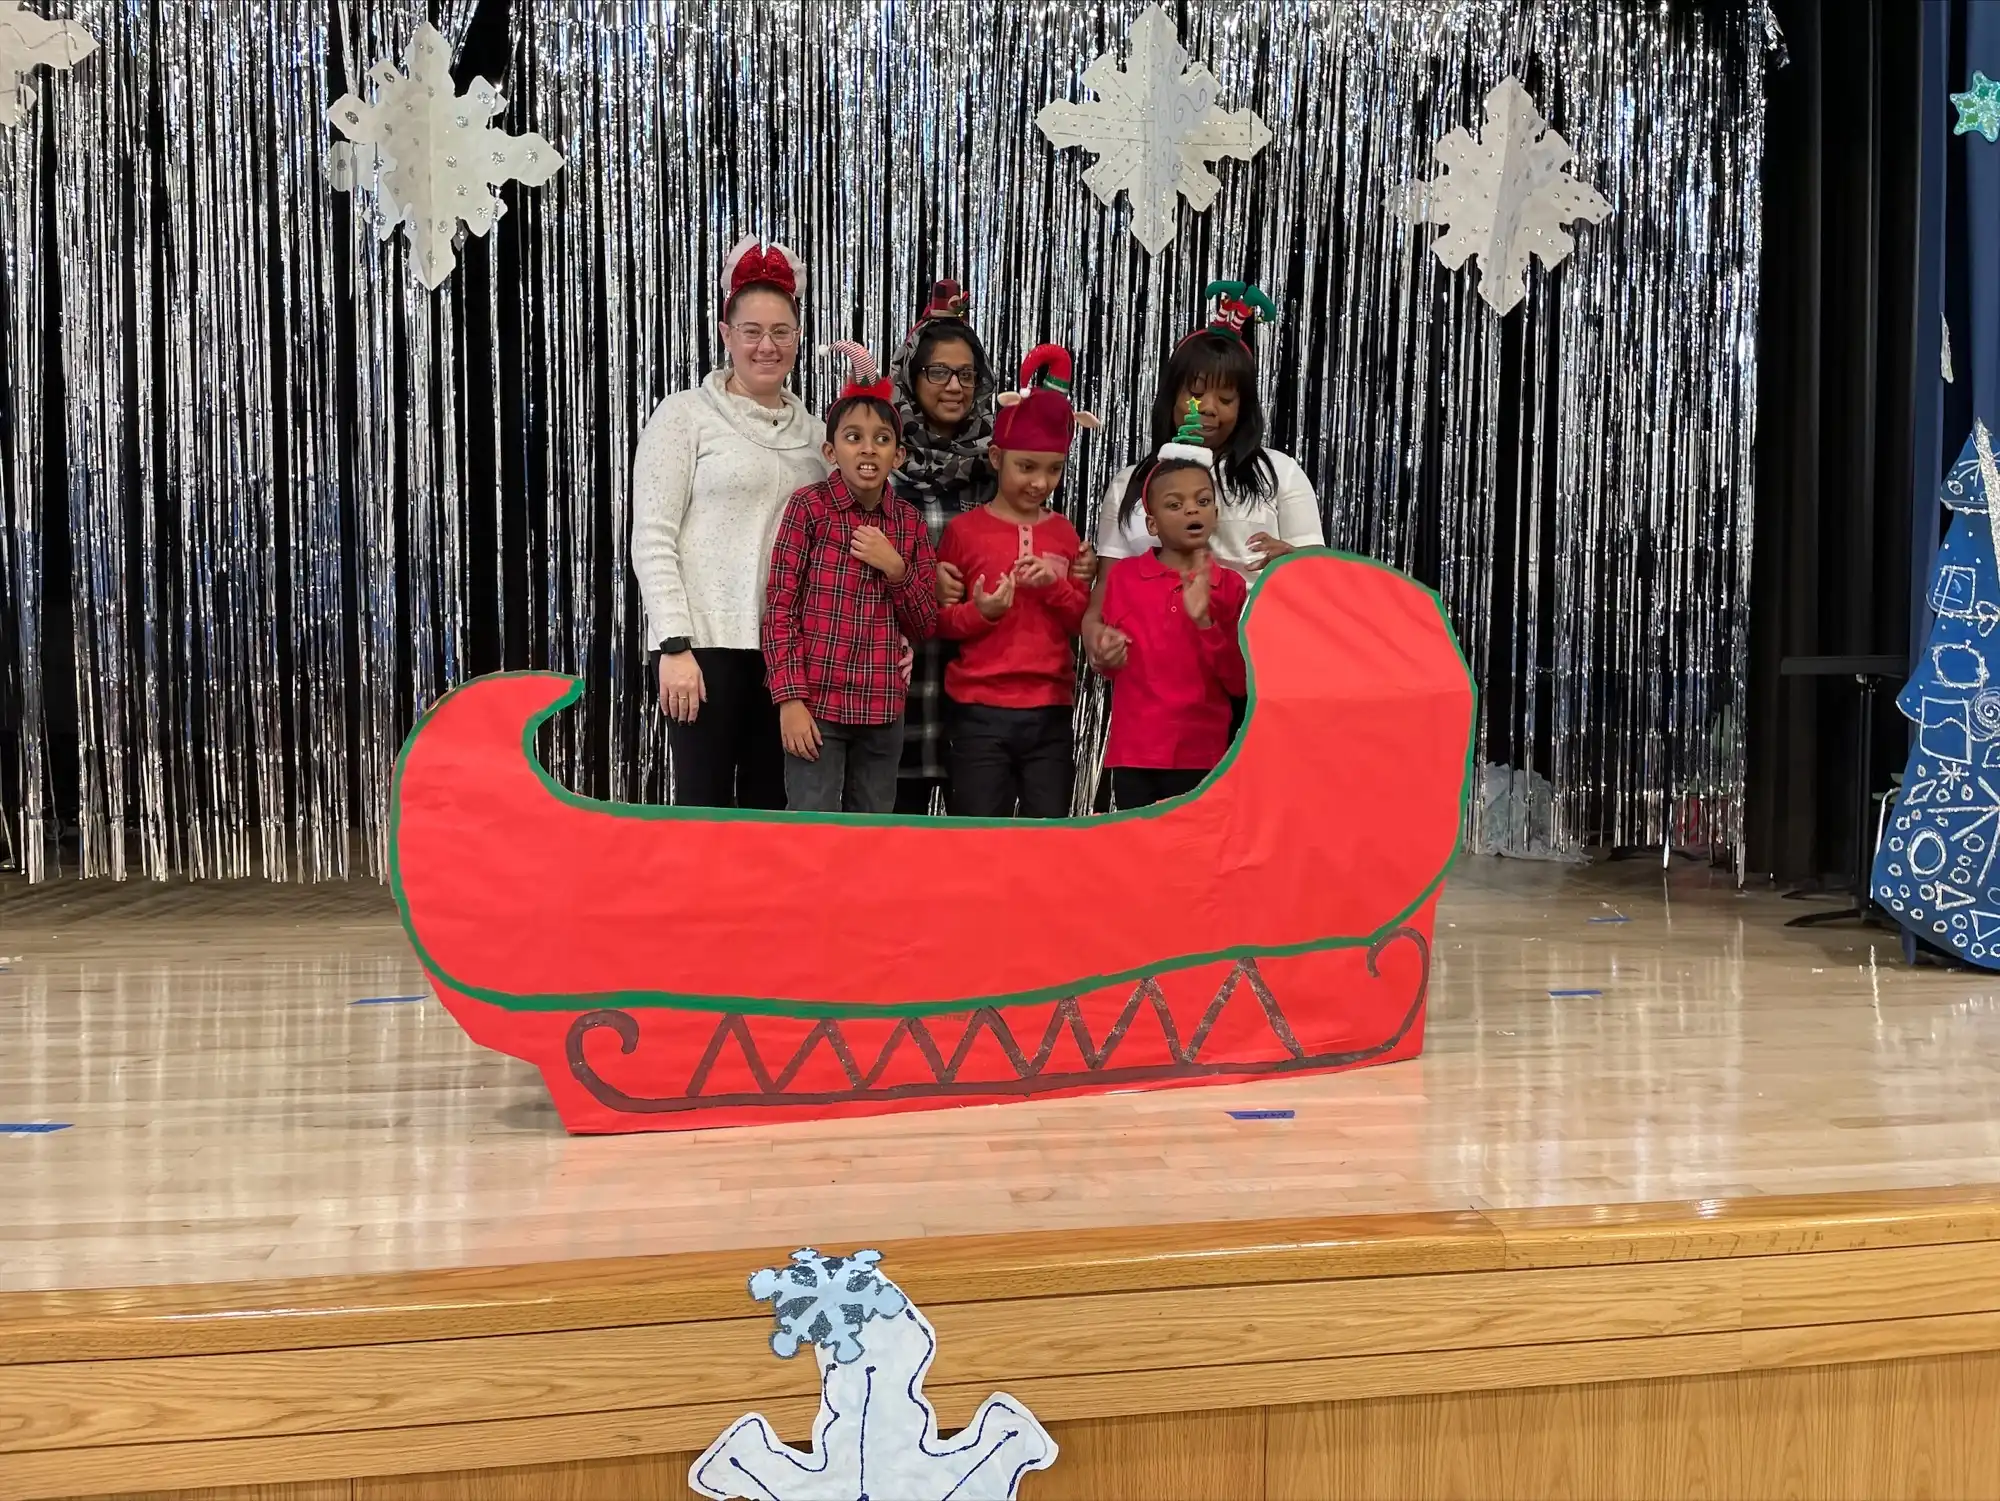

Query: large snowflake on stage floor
left=326, top=22, right=563, bottom=289
left=1402, top=75, right=1610, bottom=315
left=692, top=1248, right=1057, bottom=1501
left=1036, top=3, right=1270, bottom=254
left=0, top=1, right=95, bottom=128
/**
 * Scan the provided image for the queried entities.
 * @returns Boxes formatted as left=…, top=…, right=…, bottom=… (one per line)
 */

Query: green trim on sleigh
left=389, top=549, right=1479, bottom=1019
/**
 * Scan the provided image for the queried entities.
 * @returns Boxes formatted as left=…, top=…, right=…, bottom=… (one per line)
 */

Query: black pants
left=664, top=648, right=785, bottom=809
left=1112, top=767, right=1209, bottom=809
left=948, top=703, right=1074, bottom=818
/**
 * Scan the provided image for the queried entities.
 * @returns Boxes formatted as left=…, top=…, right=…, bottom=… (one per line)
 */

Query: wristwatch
left=658, top=637, right=692, bottom=657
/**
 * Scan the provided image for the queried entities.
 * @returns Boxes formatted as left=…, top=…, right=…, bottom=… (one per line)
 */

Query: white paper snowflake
left=1036, top=3, right=1270, bottom=254
left=0, top=1, right=95, bottom=128
left=1401, top=75, right=1610, bottom=315
left=325, top=22, right=562, bottom=290
left=693, top=1248, right=1057, bottom=1501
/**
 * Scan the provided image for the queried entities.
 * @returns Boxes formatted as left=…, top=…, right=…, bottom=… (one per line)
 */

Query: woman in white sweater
left=630, top=240, right=828, bottom=807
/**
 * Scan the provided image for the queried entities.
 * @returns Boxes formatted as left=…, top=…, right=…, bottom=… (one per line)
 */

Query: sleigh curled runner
left=391, top=550, right=1476, bottom=1134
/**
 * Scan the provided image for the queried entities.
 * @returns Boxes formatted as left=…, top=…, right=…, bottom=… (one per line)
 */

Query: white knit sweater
left=630, top=370, right=828, bottom=650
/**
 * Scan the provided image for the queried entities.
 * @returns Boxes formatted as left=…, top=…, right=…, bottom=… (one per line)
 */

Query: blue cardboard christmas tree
left=1874, top=432, right=2000, bottom=964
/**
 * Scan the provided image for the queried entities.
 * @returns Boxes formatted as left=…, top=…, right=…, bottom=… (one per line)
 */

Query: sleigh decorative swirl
left=391, top=551, right=1475, bottom=1133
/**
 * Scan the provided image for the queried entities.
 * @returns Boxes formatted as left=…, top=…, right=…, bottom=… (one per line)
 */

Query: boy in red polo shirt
left=1096, top=401, right=1249, bottom=809
left=763, top=343, right=939, bottom=813
left=934, top=344, right=1098, bottom=818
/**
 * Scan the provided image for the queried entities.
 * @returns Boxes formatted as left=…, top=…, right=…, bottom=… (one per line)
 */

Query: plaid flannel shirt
left=762, top=472, right=940, bottom=726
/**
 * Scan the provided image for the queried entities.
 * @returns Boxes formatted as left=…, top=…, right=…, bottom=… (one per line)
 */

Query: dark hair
left=1121, top=455, right=1213, bottom=523
left=1118, top=332, right=1273, bottom=526
left=723, top=279, right=800, bottom=322
left=824, top=393, right=903, bottom=439
left=908, top=319, right=994, bottom=390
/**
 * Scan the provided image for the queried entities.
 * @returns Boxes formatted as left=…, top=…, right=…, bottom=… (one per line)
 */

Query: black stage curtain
left=1745, top=0, right=1924, bottom=881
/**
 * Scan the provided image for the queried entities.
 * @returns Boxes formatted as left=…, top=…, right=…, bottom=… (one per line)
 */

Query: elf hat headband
left=1175, top=279, right=1278, bottom=355
left=720, top=236, right=805, bottom=300
left=821, top=341, right=900, bottom=433
left=992, top=344, right=1101, bottom=453
left=1144, top=399, right=1215, bottom=503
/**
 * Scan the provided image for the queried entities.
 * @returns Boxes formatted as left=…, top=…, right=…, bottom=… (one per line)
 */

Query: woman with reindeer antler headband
left=631, top=237, right=828, bottom=809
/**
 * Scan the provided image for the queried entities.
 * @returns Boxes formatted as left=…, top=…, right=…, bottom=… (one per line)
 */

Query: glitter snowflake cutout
left=1402, top=75, right=1610, bottom=315
left=693, top=1248, right=1057, bottom=1501
left=0, top=1, right=95, bottom=128
left=1036, top=3, right=1270, bottom=254
left=326, top=22, right=563, bottom=289
left=1953, top=71, right=2000, bottom=143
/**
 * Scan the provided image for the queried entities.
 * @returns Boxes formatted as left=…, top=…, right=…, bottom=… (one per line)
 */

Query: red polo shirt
left=1100, top=552, right=1248, bottom=770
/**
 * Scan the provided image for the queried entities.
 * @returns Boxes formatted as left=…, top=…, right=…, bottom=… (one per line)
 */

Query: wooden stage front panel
left=5, top=1188, right=2000, bottom=1499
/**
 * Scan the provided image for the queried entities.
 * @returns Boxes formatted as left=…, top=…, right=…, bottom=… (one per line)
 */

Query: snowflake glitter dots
left=1036, top=3, right=1270, bottom=254
left=326, top=22, right=563, bottom=290
left=694, top=1248, right=1057, bottom=1501
left=1402, top=75, right=1610, bottom=316
left=0, top=1, right=95, bottom=128
left=1953, top=71, right=2000, bottom=143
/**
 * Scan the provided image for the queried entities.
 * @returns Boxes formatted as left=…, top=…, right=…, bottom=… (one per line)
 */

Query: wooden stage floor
left=4, top=853, right=1999, bottom=1294
left=9, top=856, right=2000, bottom=1499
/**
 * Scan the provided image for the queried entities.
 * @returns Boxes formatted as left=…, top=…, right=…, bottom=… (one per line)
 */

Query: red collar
left=826, top=470, right=890, bottom=514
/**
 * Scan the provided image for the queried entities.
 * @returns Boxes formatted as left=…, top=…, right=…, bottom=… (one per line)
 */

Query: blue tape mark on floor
left=0, top=1123, right=72, bottom=1134
left=1587, top=915, right=1630, bottom=924
left=1548, top=988, right=1603, bottom=997
left=1227, top=1109, right=1296, bottom=1120
left=352, top=994, right=427, bottom=1006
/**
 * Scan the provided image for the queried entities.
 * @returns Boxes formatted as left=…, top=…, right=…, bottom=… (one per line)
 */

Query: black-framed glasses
left=919, top=364, right=977, bottom=388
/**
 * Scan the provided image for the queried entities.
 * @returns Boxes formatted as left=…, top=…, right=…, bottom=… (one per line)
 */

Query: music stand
left=1778, top=654, right=1907, bottom=928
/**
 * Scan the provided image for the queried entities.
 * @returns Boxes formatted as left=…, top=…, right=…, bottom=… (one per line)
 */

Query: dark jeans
left=948, top=702, right=1075, bottom=818
left=665, top=648, right=784, bottom=810
left=784, top=719, right=906, bottom=813
left=1112, top=767, right=1209, bottom=809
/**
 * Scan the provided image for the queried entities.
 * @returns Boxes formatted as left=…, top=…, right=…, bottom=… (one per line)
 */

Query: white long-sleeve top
left=630, top=370, right=828, bottom=650
left=1094, top=447, right=1324, bottom=577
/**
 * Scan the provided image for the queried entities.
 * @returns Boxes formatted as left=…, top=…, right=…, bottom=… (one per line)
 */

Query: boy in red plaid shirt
left=763, top=343, right=940, bottom=812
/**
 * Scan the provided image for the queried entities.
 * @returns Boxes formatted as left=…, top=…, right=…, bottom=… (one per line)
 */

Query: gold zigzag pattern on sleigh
left=563, top=931, right=1431, bottom=1113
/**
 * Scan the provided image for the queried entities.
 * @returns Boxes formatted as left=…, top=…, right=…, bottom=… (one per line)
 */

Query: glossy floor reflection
left=4, top=858, right=1999, bottom=1291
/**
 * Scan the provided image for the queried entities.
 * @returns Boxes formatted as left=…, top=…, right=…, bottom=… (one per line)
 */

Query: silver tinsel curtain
left=0, top=0, right=1769, bottom=881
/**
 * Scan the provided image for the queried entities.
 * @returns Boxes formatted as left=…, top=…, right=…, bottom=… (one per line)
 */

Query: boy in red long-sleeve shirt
left=934, top=344, right=1097, bottom=818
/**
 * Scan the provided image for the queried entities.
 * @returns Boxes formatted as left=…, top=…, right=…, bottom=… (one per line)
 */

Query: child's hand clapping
left=1092, top=623, right=1131, bottom=670
left=936, top=560, right=966, bottom=605
left=851, top=524, right=907, bottom=582
left=1015, top=553, right=1062, bottom=589
left=1070, top=543, right=1099, bottom=584
left=1182, top=551, right=1216, bottom=628
left=973, top=572, right=1017, bottom=622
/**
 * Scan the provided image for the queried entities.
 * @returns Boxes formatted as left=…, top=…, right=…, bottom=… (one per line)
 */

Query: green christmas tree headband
left=1148, top=398, right=1215, bottom=490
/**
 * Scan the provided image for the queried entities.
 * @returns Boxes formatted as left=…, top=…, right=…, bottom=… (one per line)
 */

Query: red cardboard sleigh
left=391, top=551, right=1475, bottom=1134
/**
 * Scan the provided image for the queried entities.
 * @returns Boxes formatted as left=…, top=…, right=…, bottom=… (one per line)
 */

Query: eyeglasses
left=919, top=364, right=977, bottom=388
left=728, top=323, right=799, bottom=348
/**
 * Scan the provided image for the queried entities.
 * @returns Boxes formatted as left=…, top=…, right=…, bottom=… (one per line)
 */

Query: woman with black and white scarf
left=886, top=281, right=1001, bottom=814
